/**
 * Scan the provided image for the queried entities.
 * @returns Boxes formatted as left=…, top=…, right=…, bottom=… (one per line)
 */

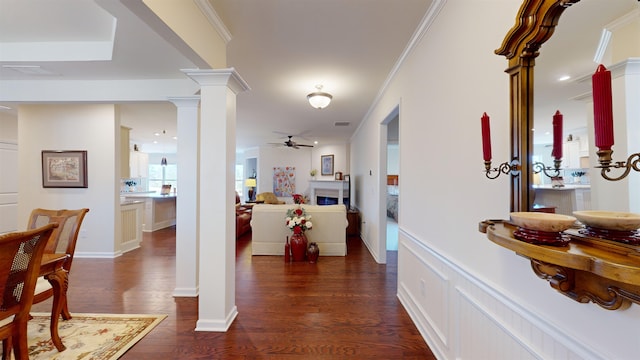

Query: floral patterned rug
left=20, top=313, right=166, bottom=360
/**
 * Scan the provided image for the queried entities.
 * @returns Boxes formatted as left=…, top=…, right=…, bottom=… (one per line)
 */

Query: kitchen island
left=120, top=199, right=144, bottom=253
left=123, top=193, right=176, bottom=232
left=532, top=184, right=591, bottom=216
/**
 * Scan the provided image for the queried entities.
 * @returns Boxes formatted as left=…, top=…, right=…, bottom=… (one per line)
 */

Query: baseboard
left=195, top=306, right=238, bottom=332
left=173, top=287, right=198, bottom=297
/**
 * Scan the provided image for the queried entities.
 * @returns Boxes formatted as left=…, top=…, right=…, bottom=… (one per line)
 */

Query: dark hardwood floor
left=31, top=227, right=435, bottom=359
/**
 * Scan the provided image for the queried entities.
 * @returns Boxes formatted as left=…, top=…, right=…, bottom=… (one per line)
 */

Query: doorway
left=386, top=115, right=399, bottom=251
left=379, top=106, right=399, bottom=258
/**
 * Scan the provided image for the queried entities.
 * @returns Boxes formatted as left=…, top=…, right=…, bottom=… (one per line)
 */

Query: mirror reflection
left=531, top=0, right=638, bottom=215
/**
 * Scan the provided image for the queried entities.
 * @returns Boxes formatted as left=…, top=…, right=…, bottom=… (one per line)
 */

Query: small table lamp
left=245, top=178, right=257, bottom=201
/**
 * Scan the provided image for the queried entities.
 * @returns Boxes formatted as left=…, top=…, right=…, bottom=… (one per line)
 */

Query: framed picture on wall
left=42, top=150, right=88, bottom=188
left=321, top=154, right=334, bottom=176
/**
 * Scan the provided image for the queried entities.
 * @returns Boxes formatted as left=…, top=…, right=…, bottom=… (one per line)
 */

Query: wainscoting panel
left=397, top=229, right=606, bottom=360
left=120, top=202, right=143, bottom=253
left=399, top=238, right=450, bottom=348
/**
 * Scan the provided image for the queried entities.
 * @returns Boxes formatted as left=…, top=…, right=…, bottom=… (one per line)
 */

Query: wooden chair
left=27, top=208, right=89, bottom=352
left=0, top=223, right=58, bottom=360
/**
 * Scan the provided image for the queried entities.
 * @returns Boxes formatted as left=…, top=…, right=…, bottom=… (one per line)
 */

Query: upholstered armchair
left=236, top=193, right=252, bottom=239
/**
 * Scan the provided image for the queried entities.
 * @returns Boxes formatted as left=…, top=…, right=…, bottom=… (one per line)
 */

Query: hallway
left=32, top=227, right=434, bottom=359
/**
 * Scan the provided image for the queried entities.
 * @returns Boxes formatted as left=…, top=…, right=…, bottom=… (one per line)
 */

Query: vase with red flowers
left=292, top=194, right=307, bottom=205
left=285, top=206, right=313, bottom=261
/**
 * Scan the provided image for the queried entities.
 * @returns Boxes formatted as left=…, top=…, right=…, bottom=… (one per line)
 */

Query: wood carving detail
left=495, top=0, right=581, bottom=212
left=529, top=258, right=636, bottom=310
left=484, top=221, right=640, bottom=311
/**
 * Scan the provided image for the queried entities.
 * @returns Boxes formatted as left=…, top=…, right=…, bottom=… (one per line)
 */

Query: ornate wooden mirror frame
left=495, top=0, right=580, bottom=212
left=481, top=0, right=640, bottom=310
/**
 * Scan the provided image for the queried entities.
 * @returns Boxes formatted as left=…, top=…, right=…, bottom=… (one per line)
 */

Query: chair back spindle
left=27, top=208, right=89, bottom=271
left=0, top=223, right=58, bottom=359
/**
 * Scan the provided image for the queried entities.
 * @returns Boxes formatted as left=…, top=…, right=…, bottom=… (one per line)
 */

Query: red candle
left=481, top=112, right=492, bottom=161
left=552, top=110, right=563, bottom=160
left=592, top=64, right=614, bottom=150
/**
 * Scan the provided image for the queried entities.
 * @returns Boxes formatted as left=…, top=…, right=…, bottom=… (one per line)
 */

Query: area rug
left=21, top=313, right=166, bottom=360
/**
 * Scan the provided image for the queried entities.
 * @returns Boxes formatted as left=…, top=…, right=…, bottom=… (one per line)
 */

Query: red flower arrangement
left=292, top=194, right=307, bottom=204
left=285, top=206, right=312, bottom=234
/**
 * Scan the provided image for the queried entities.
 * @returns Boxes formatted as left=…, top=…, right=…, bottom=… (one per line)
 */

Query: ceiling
left=0, top=0, right=637, bottom=152
left=0, top=0, right=433, bottom=153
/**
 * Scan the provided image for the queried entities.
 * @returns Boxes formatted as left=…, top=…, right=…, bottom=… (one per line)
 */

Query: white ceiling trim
left=0, top=78, right=200, bottom=102
left=194, top=0, right=232, bottom=44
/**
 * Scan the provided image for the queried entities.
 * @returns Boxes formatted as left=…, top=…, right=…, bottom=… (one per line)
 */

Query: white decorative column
left=169, top=96, right=200, bottom=297
left=183, top=69, right=249, bottom=331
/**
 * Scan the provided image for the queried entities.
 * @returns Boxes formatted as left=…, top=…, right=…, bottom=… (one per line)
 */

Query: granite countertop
left=123, top=193, right=177, bottom=199
left=120, top=199, right=145, bottom=205
left=534, top=184, right=591, bottom=190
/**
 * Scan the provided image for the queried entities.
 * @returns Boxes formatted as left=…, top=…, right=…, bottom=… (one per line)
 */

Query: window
left=235, top=164, right=244, bottom=196
left=149, top=164, right=177, bottom=193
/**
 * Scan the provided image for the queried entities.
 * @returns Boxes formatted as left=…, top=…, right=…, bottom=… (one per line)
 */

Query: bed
left=386, top=175, right=399, bottom=221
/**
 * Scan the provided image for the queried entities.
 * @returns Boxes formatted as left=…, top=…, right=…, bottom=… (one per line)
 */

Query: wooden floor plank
left=31, top=227, right=436, bottom=359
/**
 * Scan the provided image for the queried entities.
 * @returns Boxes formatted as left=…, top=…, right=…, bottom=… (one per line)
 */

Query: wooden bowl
left=509, top=212, right=577, bottom=233
left=573, top=210, right=640, bottom=231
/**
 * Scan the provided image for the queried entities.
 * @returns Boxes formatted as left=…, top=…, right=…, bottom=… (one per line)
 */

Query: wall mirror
left=497, top=0, right=638, bottom=213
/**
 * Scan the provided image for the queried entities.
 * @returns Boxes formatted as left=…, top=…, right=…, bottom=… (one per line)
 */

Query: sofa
left=236, top=193, right=252, bottom=239
left=251, top=204, right=348, bottom=256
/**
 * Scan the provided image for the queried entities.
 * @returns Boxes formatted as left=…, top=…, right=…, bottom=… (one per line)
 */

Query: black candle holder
left=596, top=149, right=640, bottom=181
left=533, top=158, right=562, bottom=179
left=484, top=159, right=521, bottom=179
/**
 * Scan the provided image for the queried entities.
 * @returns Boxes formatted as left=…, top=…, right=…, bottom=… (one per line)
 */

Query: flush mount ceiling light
left=307, top=85, right=332, bottom=109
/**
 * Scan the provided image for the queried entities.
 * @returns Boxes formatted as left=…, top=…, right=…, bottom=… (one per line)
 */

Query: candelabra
left=596, top=149, right=640, bottom=181
left=533, top=158, right=562, bottom=179
left=484, top=159, right=521, bottom=179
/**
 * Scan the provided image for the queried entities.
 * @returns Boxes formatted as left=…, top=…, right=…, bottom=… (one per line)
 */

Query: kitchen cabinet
left=124, top=194, right=176, bottom=232
left=130, top=151, right=149, bottom=178
left=562, top=141, right=581, bottom=168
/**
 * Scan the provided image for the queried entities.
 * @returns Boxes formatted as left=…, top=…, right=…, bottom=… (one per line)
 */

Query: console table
left=308, top=180, right=349, bottom=205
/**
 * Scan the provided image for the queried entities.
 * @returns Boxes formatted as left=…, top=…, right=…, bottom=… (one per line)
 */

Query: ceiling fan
left=270, top=135, right=314, bottom=149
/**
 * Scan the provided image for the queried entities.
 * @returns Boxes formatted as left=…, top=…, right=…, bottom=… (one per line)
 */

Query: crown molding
left=193, top=0, right=232, bottom=44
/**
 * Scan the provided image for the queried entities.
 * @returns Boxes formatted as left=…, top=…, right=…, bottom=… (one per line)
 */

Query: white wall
left=387, top=144, right=399, bottom=175
left=17, top=104, right=120, bottom=257
left=351, top=0, right=640, bottom=359
left=311, top=144, right=350, bottom=179
left=256, top=143, right=349, bottom=201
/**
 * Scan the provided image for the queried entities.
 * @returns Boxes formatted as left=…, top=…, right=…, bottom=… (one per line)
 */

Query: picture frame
left=42, top=150, right=88, bottom=188
left=321, top=154, right=334, bottom=176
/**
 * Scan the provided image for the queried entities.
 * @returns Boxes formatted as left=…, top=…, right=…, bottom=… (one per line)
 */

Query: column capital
left=168, top=96, right=201, bottom=108
left=609, top=58, right=640, bottom=78
left=181, top=68, right=250, bottom=94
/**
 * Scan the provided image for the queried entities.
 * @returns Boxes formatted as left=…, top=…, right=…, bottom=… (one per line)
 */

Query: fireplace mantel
left=308, top=180, right=349, bottom=205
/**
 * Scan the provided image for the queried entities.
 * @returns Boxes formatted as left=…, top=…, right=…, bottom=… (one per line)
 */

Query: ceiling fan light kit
left=307, top=85, right=332, bottom=109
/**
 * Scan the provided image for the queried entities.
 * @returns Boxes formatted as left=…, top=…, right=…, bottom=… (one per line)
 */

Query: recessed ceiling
left=0, top=0, right=434, bottom=153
